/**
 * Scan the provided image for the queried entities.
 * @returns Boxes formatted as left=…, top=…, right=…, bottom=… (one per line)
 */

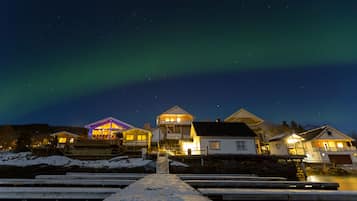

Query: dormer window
left=327, top=130, right=332, bottom=135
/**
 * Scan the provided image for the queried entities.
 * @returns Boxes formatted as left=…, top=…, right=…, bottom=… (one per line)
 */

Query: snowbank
left=0, top=152, right=152, bottom=169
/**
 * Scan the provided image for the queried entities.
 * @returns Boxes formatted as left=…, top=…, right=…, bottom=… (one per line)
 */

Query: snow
left=169, top=160, right=189, bottom=167
left=104, top=174, right=211, bottom=201
left=0, top=152, right=152, bottom=169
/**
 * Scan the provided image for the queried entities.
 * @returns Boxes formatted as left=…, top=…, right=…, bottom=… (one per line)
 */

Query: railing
left=312, top=147, right=357, bottom=152
left=158, top=120, right=192, bottom=125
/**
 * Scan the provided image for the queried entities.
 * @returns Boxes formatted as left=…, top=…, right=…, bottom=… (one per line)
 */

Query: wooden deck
left=199, top=188, right=357, bottom=201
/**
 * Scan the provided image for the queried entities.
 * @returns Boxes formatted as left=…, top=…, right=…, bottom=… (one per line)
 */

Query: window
left=69, top=138, right=74, bottom=143
left=209, top=141, right=220, bottom=150
left=125, top=134, right=134, bottom=141
left=337, top=142, right=344, bottom=148
left=58, top=137, right=66, bottom=143
left=137, top=135, right=147, bottom=141
left=236, top=141, right=247, bottom=151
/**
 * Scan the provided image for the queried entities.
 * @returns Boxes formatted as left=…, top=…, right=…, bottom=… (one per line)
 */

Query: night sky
left=1, top=0, right=357, bottom=133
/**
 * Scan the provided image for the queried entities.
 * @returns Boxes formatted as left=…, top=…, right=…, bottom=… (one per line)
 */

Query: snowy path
left=104, top=174, right=211, bottom=201
left=156, top=154, right=169, bottom=174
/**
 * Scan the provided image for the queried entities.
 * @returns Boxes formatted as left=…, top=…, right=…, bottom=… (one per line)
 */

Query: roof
left=269, top=133, right=288, bottom=142
left=160, top=105, right=192, bottom=115
left=297, top=125, right=354, bottom=141
left=298, top=126, right=326, bottom=141
left=192, top=122, right=257, bottom=137
left=50, top=131, right=79, bottom=138
left=224, top=108, right=264, bottom=125
left=85, top=117, right=134, bottom=129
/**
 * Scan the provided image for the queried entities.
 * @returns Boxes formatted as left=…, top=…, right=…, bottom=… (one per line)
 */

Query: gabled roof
left=160, top=105, right=192, bottom=115
left=224, top=108, right=264, bottom=124
left=192, top=122, right=256, bottom=137
left=269, top=133, right=288, bottom=142
left=269, top=133, right=304, bottom=142
left=50, top=131, right=79, bottom=138
left=297, top=125, right=354, bottom=141
left=85, top=117, right=134, bottom=129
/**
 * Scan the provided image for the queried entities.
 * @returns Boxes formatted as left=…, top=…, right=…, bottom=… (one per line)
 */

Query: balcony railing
left=312, top=147, right=357, bottom=152
left=158, top=120, right=192, bottom=125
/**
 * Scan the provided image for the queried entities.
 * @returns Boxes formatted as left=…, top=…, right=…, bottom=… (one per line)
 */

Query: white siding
left=199, top=137, right=256, bottom=155
left=269, top=141, right=289, bottom=156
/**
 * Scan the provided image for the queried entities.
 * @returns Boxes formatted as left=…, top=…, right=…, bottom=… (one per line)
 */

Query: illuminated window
left=165, top=118, right=170, bottom=122
left=177, top=117, right=181, bottom=122
left=58, top=137, right=66, bottom=143
left=236, top=141, right=247, bottom=151
left=209, top=141, right=220, bottom=150
left=137, top=135, right=147, bottom=141
left=170, top=118, right=174, bottom=122
left=337, top=142, right=344, bottom=148
left=69, top=138, right=74, bottom=143
left=126, top=134, right=134, bottom=141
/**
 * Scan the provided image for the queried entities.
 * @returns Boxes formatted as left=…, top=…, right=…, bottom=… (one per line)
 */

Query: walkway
left=104, top=154, right=211, bottom=201
left=104, top=174, right=211, bottom=201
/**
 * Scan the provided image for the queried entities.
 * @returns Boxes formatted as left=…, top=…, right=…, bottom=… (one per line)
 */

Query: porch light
left=177, top=117, right=181, bottom=122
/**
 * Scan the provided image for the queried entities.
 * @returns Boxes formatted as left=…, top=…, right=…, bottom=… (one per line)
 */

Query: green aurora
left=1, top=0, right=357, bottom=124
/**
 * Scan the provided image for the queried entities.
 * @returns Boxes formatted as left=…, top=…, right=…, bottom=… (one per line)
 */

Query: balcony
left=158, top=120, right=192, bottom=125
left=312, top=146, right=357, bottom=152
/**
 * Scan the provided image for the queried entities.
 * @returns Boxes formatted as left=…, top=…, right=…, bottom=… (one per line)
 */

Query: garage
left=328, top=154, right=352, bottom=164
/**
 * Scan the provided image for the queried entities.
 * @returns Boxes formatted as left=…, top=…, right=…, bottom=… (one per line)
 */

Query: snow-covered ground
left=0, top=152, right=152, bottom=168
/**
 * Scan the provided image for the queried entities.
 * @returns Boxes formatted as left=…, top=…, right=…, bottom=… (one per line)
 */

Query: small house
left=121, top=128, right=152, bottom=151
left=269, top=125, right=357, bottom=165
left=85, top=117, right=134, bottom=140
left=299, top=125, right=357, bottom=164
left=181, top=122, right=258, bottom=155
left=50, top=131, right=80, bottom=149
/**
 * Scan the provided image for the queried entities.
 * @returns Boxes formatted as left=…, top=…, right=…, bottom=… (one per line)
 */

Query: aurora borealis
left=1, top=0, right=357, bottom=133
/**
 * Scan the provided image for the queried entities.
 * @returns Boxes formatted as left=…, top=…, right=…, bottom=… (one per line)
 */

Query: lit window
left=69, top=138, right=74, bottom=143
left=126, top=135, right=134, bottom=141
left=58, top=137, right=66, bottom=143
left=209, top=141, right=220, bottom=150
left=236, top=141, right=247, bottom=151
left=337, top=142, right=344, bottom=148
left=177, top=117, right=181, bottom=122
left=165, top=118, right=170, bottom=122
left=137, top=135, right=147, bottom=141
left=170, top=118, right=174, bottom=122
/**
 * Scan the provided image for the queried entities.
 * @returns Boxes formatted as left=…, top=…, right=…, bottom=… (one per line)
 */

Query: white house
left=269, top=133, right=305, bottom=156
left=269, top=125, right=357, bottom=165
left=299, top=125, right=357, bottom=164
left=180, top=122, right=258, bottom=155
left=225, top=108, right=275, bottom=154
left=154, top=105, right=194, bottom=152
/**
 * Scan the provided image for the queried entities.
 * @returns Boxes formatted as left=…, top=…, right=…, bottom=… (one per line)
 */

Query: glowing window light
left=137, top=135, right=147, bottom=141
left=177, top=117, right=181, bottom=122
left=126, top=135, right=134, bottom=141
left=58, top=137, right=66, bottom=143
left=165, top=118, right=170, bottom=122
left=337, top=142, right=344, bottom=148
left=69, top=138, right=74, bottom=143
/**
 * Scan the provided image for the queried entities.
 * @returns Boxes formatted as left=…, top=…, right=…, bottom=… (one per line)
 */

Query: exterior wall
left=180, top=126, right=201, bottom=155
left=199, top=137, right=257, bottom=155
left=122, top=129, right=151, bottom=149
left=303, top=141, right=323, bottom=163
left=269, top=141, right=289, bottom=156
